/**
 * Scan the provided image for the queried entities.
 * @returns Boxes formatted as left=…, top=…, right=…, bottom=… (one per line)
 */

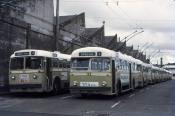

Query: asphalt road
left=0, top=80, right=174, bottom=116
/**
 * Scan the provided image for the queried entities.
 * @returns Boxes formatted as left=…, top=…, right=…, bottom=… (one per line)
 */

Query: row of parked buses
left=69, top=47, right=172, bottom=96
left=8, top=47, right=172, bottom=96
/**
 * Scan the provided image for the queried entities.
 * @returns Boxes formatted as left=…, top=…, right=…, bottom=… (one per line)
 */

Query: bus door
left=112, top=60, right=116, bottom=93
left=129, top=63, right=132, bottom=89
left=46, top=58, right=52, bottom=89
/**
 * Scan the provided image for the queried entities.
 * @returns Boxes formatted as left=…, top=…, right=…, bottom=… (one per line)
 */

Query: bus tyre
left=53, top=78, right=61, bottom=95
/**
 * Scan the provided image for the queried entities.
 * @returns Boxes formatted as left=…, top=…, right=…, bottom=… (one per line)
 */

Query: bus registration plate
left=20, top=74, right=29, bottom=83
left=80, top=82, right=99, bottom=87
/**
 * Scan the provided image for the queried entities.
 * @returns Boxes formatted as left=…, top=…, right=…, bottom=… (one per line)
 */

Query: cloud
left=58, top=0, right=175, bottom=64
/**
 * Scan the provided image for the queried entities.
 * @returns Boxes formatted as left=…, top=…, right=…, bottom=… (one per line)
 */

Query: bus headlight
left=33, top=75, right=37, bottom=79
left=11, top=76, right=16, bottom=80
left=73, top=81, right=78, bottom=86
left=102, top=81, right=107, bottom=86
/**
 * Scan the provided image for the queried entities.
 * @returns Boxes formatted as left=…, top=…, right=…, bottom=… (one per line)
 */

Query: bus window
left=25, top=57, right=43, bottom=69
left=59, top=61, right=63, bottom=68
left=51, top=58, right=59, bottom=68
left=91, top=58, right=98, bottom=70
left=10, top=57, right=24, bottom=70
left=120, top=59, right=123, bottom=70
left=91, top=58, right=110, bottom=71
left=103, top=58, right=110, bottom=70
left=71, top=58, right=90, bottom=70
left=91, top=58, right=103, bottom=70
left=63, top=62, right=67, bottom=68
left=115, top=59, right=120, bottom=70
left=67, top=62, right=70, bottom=68
left=137, top=65, right=141, bottom=71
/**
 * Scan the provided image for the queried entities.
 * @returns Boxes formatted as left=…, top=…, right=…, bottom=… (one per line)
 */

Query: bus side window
left=119, top=59, right=122, bottom=70
left=67, top=62, right=70, bottom=68
left=59, top=61, right=63, bottom=68
left=124, top=61, right=128, bottom=70
left=115, top=59, right=120, bottom=70
left=63, top=62, right=67, bottom=68
left=51, top=58, right=59, bottom=68
left=137, top=65, right=140, bottom=71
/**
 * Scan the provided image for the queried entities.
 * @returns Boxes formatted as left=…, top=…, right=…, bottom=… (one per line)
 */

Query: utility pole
left=54, top=0, right=59, bottom=51
left=160, top=57, right=163, bottom=67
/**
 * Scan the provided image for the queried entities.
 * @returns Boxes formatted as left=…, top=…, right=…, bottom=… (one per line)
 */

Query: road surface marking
left=129, top=94, right=135, bottom=98
left=85, top=111, right=95, bottom=114
left=61, top=95, right=74, bottom=100
left=111, top=101, right=121, bottom=109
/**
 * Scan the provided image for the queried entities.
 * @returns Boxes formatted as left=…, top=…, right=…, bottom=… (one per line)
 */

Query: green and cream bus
left=70, top=47, right=143, bottom=96
left=9, top=49, right=71, bottom=93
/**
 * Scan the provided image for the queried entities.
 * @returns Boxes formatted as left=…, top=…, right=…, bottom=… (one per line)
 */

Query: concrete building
left=84, top=26, right=105, bottom=47
left=59, top=13, right=85, bottom=54
left=104, top=34, right=118, bottom=50
left=58, top=12, right=105, bottom=53
left=0, top=0, right=54, bottom=90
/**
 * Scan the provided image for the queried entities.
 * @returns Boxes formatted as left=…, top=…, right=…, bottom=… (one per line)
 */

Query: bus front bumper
left=70, top=87, right=111, bottom=94
left=9, top=84, right=43, bottom=92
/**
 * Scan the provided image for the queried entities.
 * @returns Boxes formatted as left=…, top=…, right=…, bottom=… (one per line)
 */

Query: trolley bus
left=70, top=47, right=144, bottom=95
left=70, top=47, right=172, bottom=96
left=9, top=49, right=71, bottom=93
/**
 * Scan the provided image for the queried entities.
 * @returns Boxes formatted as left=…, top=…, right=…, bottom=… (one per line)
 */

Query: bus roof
left=71, top=47, right=117, bottom=58
left=53, top=51, right=71, bottom=61
left=71, top=47, right=143, bottom=64
left=11, top=49, right=71, bottom=61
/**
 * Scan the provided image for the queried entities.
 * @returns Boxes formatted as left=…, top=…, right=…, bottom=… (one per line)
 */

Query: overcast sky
left=55, top=0, right=175, bottom=64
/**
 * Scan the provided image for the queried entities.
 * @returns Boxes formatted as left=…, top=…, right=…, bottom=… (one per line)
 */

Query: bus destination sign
left=79, top=52, right=102, bottom=56
left=79, top=52, right=96, bottom=56
left=15, top=52, right=30, bottom=56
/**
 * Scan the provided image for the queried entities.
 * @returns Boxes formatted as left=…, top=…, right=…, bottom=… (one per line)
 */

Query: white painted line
left=111, top=101, right=121, bottom=109
left=129, top=94, right=135, bottom=98
left=61, top=95, right=74, bottom=100
left=85, top=111, right=95, bottom=114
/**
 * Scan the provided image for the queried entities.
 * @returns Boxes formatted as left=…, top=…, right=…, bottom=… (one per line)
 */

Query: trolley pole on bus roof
left=116, top=30, right=144, bottom=51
